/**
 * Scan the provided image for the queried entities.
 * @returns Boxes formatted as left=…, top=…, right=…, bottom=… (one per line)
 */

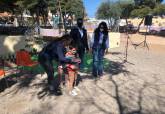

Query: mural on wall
left=0, top=36, right=43, bottom=56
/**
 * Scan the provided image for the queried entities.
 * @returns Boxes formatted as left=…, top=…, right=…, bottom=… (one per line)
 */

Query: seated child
left=65, top=46, right=80, bottom=96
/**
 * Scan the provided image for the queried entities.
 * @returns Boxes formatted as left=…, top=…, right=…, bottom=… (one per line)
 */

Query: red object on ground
left=0, top=69, right=5, bottom=77
left=16, top=50, right=38, bottom=67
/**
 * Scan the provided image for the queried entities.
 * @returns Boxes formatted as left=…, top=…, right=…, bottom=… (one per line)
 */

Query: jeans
left=92, top=46, right=105, bottom=77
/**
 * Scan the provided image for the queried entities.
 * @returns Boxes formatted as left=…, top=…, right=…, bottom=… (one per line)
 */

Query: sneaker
left=74, top=87, right=80, bottom=92
left=69, top=90, right=78, bottom=96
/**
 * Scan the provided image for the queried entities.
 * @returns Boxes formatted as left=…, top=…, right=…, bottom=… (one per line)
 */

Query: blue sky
left=83, top=0, right=165, bottom=18
left=83, top=0, right=101, bottom=18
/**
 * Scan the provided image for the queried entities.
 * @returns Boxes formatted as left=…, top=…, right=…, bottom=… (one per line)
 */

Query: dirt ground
left=0, top=34, right=165, bottom=114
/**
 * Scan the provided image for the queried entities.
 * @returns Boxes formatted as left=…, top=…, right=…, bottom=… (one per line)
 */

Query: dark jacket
left=93, top=32, right=108, bottom=50
left=70, top=26, right=89, bottom=51
left=38, top=41, right=72, bottom=64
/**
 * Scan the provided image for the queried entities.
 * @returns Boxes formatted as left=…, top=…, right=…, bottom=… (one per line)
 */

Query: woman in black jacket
left=38, top=34, right=79, bottom=93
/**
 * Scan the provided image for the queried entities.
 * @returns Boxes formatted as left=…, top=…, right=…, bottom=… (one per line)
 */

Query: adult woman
left=38, top=34, right=79, bottom=94
left=90, top=22, right=109, bottom=78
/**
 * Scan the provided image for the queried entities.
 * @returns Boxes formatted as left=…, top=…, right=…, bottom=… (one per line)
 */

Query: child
left=65, top=46, right=80, bottom=96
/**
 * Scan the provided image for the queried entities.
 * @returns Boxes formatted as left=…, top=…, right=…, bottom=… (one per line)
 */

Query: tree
left=0, top=0, right=19, bottom=13
left=61, top=0, right=84, bottom=18
left=2, top=0, right=85, bottom=28
left=153, top=4, right=165, bottom=16
left=15, top=0, right=38, bottom=14
left=15, top=0, right=38, bottom=25
left=52, top=0, right=85, bottom=31
left=119, top=0, right=134, bottom=19
left=15, top=0, right=48, bottom=26
left=47, top=0, right=58, bottom=14
left=96, top=2, right=110, bottom=20
left=120, top=0, right=164, bottom=32
left=96, top=1, right=122, bottom=31
left=96, top=0, right=164, bottom=32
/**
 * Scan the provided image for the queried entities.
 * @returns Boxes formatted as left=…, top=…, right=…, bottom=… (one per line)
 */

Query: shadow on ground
left=1, top=53, right=165, bottom=114
left=0, top=53, right=128, bottom=94
left=0, top=64, right=45, bottom=93
left=83, top=53, right=130, bottom=75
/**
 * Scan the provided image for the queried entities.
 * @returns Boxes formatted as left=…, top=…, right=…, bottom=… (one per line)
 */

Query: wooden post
left=58, top=0, right=64, bottom=33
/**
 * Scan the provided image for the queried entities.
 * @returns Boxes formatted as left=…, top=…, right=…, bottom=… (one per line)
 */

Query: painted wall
left=0, top=35, right=43, bottom=56
left=0, top=32, right=120, bottom=56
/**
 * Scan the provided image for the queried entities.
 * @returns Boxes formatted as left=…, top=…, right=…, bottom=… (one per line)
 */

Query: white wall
left=0, top=32, right=120, bottom=56
left=87, top=32, right=120, bottom=51
left=0, top=35, right=43, bottom=56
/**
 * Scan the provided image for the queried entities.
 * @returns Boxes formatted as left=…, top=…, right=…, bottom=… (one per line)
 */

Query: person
left=65, top=46, right=80, bottom=96
left=90, top=22, right=109, bottom=79
left=70, top=18, right=89, bottom=70
left=52, top=14, right=59, bottom=29
left=38, top=34, right=79, bottom=94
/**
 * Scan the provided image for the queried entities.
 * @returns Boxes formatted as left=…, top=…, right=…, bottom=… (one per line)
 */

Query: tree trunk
left=107, top=19, right=111, bottom=30
left=64, top=8, right=67, bottom=33
left=113, top=19, right=118, bottom=32
left=36, top=8, right=40, bottom=34
left=110, top=18, right=113, bottom=31
left=58, top=0, right=64, bottom=33
left=20, top=11, right=24, bottom=26
left=70, top=14, right=74, bottom=27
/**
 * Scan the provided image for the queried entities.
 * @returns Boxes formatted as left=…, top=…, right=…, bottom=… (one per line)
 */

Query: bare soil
left=0, top=34, right=165, bottom=114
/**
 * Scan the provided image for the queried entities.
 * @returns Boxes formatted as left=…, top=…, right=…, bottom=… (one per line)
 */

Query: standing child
left=65, top=46, right=81, bottom=96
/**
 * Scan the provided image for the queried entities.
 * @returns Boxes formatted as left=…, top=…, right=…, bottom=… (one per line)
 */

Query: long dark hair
left=94, top=21, right=108, bottom=36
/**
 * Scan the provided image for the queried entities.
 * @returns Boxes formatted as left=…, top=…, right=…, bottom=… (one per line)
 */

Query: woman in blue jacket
left=90, top=22, right=109, bottom=78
